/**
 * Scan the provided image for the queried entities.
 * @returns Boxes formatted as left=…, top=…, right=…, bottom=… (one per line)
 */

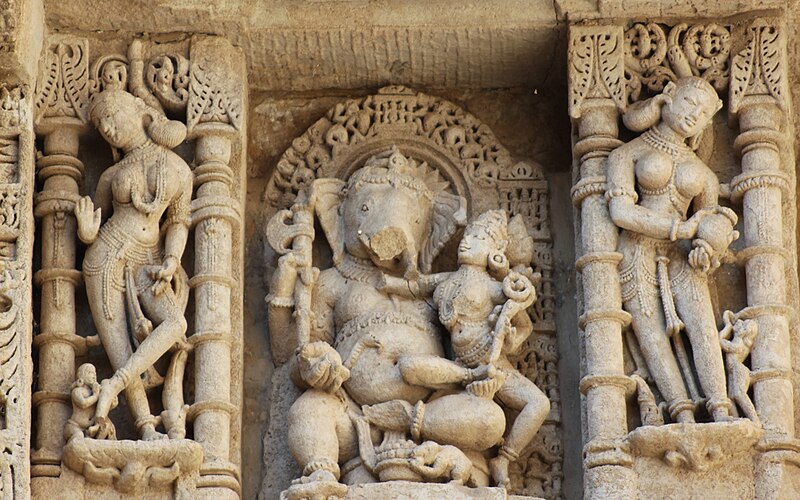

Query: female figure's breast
left=634, top=150, right=672, bottom=194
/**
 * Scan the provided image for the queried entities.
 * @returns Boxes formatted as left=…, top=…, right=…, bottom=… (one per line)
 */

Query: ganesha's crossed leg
left=398, top=354, right=490, bottom=389
left=288, top=389, right=358, bottom=483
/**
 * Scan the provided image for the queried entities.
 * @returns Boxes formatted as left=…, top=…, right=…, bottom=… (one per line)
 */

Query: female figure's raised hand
left=75, top=195, right=101, bottom=245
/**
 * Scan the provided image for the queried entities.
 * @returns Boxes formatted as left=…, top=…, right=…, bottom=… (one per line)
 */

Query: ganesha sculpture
left=265, top=148, right=550, bottom=498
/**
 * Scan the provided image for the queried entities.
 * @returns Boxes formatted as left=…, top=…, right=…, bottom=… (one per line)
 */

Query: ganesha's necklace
left=336, top=254, right=383, bottom=286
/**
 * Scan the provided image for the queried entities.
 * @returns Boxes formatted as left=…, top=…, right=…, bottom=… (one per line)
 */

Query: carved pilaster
left=186, top=35, right=245, bottom=499
left=728, top=19, right=798, bottom=499
left=30, top=37, right=90, bottom=478
left=568, top=24, right=636, bottom=499
left=0, top=82, right=34, bottom=500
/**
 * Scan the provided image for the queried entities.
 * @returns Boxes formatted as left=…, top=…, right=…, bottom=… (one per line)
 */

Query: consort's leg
left=490, top=369, right=550, bottom=487
left=673, top=272, right=731, bottom=421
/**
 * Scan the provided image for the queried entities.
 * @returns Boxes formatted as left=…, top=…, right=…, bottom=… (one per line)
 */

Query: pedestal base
left=281, top=481, right=544, bottom=500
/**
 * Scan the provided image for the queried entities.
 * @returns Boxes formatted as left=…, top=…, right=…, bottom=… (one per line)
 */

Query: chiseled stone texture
left=9, top=1, right=800, bottom=499
left=341, top=481, right=541, bottom=499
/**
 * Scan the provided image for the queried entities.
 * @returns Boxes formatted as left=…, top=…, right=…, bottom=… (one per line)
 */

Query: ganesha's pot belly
left=336, top=313, right=444, bottom=407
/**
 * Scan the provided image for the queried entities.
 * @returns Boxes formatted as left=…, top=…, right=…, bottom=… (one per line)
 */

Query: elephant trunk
left=359, top=227, right=419, bottom=278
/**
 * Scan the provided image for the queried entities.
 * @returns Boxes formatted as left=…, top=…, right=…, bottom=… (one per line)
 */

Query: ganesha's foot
left=489, top=449, right=513, bottom=488
left=286, top=460, right=347, bottom=500
left=285, top=480, right=347, bottom=500
left=361, top=400, right=414, bottom=432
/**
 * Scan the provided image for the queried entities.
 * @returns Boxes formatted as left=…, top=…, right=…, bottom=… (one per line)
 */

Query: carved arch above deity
left=264, top=86, right=551, bottom=239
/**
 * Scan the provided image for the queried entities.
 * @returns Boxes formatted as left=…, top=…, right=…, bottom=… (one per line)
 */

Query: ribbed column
left=732, top=100, right=793, bottom=435
left=30, top=125, right=85, bottom=476
left=729, top=19, right=797, bottom=499
left=185, top=34, right=245, bottom=499
left=568, top=25, right=637, bottom=499
left=190, top=128, right=240, bottom=498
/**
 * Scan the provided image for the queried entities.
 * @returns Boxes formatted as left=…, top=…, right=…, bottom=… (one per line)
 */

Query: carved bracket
left=624, top=22, right=731, bottom=102
left=63, top=438, right=203, bottom=496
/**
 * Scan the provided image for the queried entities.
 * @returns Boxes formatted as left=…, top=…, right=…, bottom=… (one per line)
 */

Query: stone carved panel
left=262, top=87, right=561, bottom=499
left=570, top=16, right=800, bottom=499
left=30, top=36, right=246, bottom=499
left=35, top=39, right=90, bottom=125
left=0, top=0, right=17, bottom=54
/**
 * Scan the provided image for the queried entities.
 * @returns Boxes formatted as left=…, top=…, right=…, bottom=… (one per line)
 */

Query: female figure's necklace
left=642, top=126, right=692, bottom=161
left=121, top=139, right=167, bottom=216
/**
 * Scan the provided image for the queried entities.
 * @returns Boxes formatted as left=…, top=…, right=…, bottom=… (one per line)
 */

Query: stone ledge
left=345, top=481, right=542, bottom=500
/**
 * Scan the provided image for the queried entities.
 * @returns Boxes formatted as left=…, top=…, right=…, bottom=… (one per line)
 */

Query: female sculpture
left=74, top=87, right=194, bottom=440
left=606, top=76, right=739, bottom=424
left=383, top=210, right=550, bottom=486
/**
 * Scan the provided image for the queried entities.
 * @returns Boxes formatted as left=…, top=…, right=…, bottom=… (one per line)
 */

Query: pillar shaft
left=31, top=125, right=84, bottom=476
left=568, top=24, right=636, bottom=499
left=191, top=130, right=240, bottom=498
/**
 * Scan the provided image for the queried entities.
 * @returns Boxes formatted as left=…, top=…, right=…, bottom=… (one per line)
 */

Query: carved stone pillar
left=568, top=25, right=636, bottom=499
left=729, top=19, right=798, bottom=499
left=29, top=38, right=90, bottom=478
left=186, top=36, right=245, bottom=499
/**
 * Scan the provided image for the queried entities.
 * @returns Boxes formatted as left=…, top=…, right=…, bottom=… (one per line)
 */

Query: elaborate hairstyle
left=465, top=209, right=509, bottom=277
left=622, top=76, right=723, bottom=150
left=90, top=88, right=187, bottom=149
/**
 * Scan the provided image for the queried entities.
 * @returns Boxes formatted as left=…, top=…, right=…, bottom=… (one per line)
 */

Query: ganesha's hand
left=297, top=341, right=350, bottom=393
left=75, top=196, right=101, bottom=244
left=150, top=255, right=180, bottom=296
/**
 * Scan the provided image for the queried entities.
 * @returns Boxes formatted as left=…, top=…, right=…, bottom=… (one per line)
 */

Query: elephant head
left=312, top=148, right=466, bottom=277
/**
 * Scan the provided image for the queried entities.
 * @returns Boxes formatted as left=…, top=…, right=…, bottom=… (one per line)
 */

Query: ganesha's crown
left=348, top=146, right=450, bottom=200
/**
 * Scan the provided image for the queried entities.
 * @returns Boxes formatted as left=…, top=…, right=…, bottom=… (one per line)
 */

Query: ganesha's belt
left=334, top=311, right=440, bottom=349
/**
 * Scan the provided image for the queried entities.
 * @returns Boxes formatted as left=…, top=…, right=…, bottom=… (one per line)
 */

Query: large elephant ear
left=420, top=192, right=467, bottom=273
left=311, top=178, right=347, bottom=265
